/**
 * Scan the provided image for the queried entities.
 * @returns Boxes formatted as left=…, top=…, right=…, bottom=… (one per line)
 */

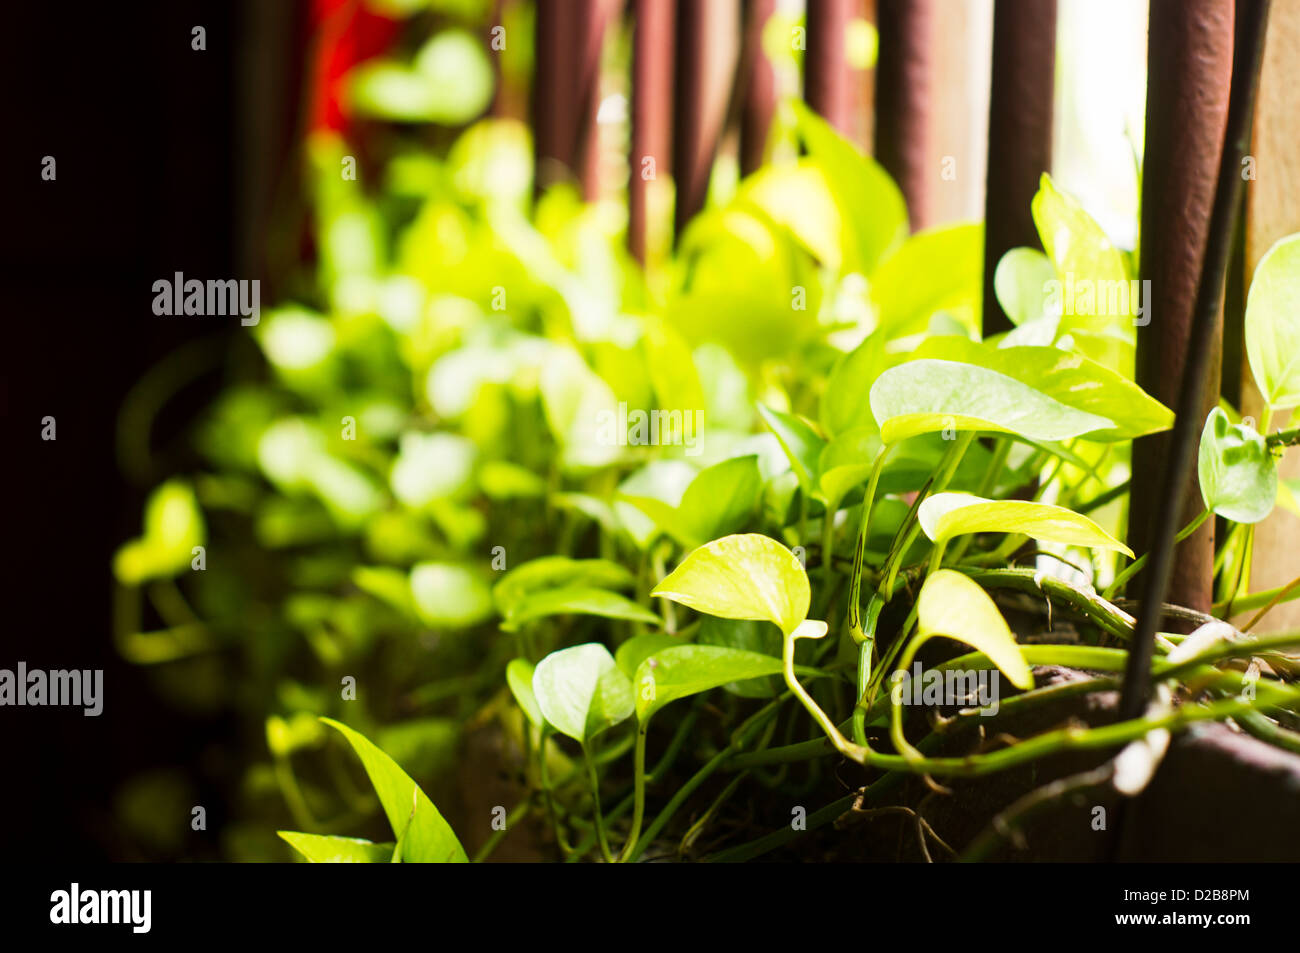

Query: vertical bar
left=805, top=0, right=856, bottom=137
left=981, top=0, right=1057, bottom=334
left=1234, top=0, right=1300, bottom=631
left=874, top=0, right=935, bottom=230
left=1128, top=0, right=1235, bottom=618
left=1122, top=0, right=1272, bottom=721
left=630, top=0, right=676, bottom=263
left=533, top=0, right=612, bottom=198
left=739, top=0, right=778, bottom=176
left=673, top=0, right=740, bottom=240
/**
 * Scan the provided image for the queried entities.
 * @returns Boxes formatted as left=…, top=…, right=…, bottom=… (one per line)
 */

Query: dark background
left=2, top=0, right=306, bottom=859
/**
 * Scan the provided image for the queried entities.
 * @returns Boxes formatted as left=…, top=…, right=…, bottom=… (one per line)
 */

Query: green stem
left=1105, top=508, right=1210, bottom=600
left=616, top=723, right=649, bottom=863
left=582, top=745, right=615, bottom=862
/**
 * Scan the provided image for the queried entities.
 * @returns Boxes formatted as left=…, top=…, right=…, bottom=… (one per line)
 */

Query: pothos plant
left=114, top=94, right=1300, bottom=861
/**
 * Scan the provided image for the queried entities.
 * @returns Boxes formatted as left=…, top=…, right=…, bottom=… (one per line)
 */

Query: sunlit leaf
left=919, top=492, right=1133, bottom=555
left=912, top=336, right=1170, bottom=440
left=1197, top=407, right=1277, bottom=524
left=278, top=832, right=394, bottom=863
left=634, top=645, right=786, bottom=722
left=915, top=571, right=1033, bottom=690
left=651, top=534, right=810, bottom=636
left=993, top=246, right=1058, bottom=327
left=533, top=643, right=635, bottom=743
left=1244, top=233, right=1300, bottom=410
left=870, top=359, right=1113, bottom=444
left=871, top=223, right=984, bottom=338
left=757, top=405, right=825, bottom=495
left=321, top=718, right=467, bottom=862
left=113, top=480, right=206, bottom=585
left=506, top=658, right=545, bottom=728
left=820, top=331, right=888, bottom=436
left=410, top=562, right=493, bottom=627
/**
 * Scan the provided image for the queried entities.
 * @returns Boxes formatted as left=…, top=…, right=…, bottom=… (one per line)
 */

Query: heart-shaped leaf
left=1244, top=233, right=1300, bottom=410
left=321, top=718, right=467, bottom=863
left=532, top=643, right=635, bottom=744
left=651, top=534, right=811, bottom=636
left=113, top=480, right=207, bottom=585
left=1198, top=407, right=1277, bottom=524
left=410, top=562, right=493, bottom=628
left=278, top=832, right=394, bottom=863
left=915, top=571, right=1033, bottom=690
left=634, top=645, right=786, bottom=722
left=912, top=336, right=1171, bottom=440
left=870, top=359, right=1113, bottom=444
left=919, top=492, right=1133, bottom=556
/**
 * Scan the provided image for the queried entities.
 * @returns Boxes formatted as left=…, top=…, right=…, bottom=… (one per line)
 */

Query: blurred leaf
left=507, top=658, right=544, bottom=728
left=621, top=455, right=761, bottom=547
left=494, top=556, right=635, bottom=617
left=348, top=31, right=493, bottom=125
left=113, top=480, right=206, bottom=585
left=871, top=223, right=983, bottom=338
left=758, top=404, right=825, bottom=496
left=501, top=587, right=660, bottom=632
left=409, top=562, right=493, bottom=627
left=1244, top=233, right=1300, bottom=410
left=820, top=331, right=888, bottom=437
left=994, top=247, right=1058, bottom=328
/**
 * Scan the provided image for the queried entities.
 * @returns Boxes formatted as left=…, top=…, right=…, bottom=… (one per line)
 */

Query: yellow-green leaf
left=918, top=492, right=1133, bottom=556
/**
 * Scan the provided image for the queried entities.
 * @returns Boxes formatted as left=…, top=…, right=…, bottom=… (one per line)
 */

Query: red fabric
left=308, top=0, right=401, bottom=133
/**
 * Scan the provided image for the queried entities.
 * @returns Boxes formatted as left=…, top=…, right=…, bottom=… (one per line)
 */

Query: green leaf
left=352, top=566, right=418, bottom=618
left=634, top=645, right=786, bottom=722
left=911, top=337, right=1171, bottom=441
left=651, top=533, right=810, bottom=636
left=757, top=405, right=826, bottom=495
left=494, top=557, right=636, bottom=617
left=871, top=223, right=984, bottom=338
left=615, top=461, right=697, bottom=549
left=113, top=480, right=206, bottom=585
left=1197, top=407, right=1277, bottom=524
left=615, top=632, right=683, bottom=679
left=321, top=718, right=468, bottom=863
left=820, top=331, right=888, bottom=436
left=994, top=247, right=1058, bottom=327
left=918, top=492, right=1133, bottom=556
left=790, top=100, right=907, bottom=275
left=500, top=587, right=661, bottom=632
left=278, top=831, right=393, bottom=863
left=532, top=643, right=635, bottom=743
left=506, top=658, right=544, bottom=728
left=621, top=455, right=762, bottom=547
left=870, top=359, right=1113, bottom=444
left=1244, top=233, right=1300, bottom=410
left=697, top=617, right=783, bottom=697
left=347, top=31, right=493, bottom=125
left=410, top=562, right=493, bottom=628
left=1031, top=174, right=1132, bottom=332
left=817, top=426, right=884, bottom=509
left=915, top=571, right=1034, bottom=690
